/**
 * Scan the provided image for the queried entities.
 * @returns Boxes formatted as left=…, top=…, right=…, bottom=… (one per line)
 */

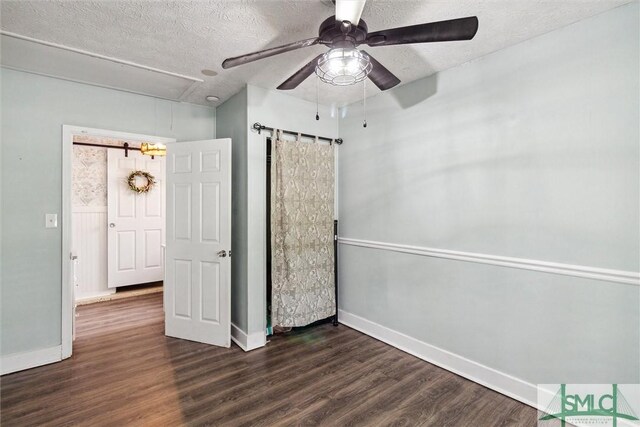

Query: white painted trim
left=1, top=346, right=62, bottom=375
left=62, top=125, right=177, bottom=360
left=230, top=323, right=248, bottom=351
left=231, top=323, right=267, bottom=352
left=338, top=237, right=640, bottom=286
left=75, top=290, right=117, bottom=303
left=338, top=310, right=542, bottom=408
left=1, top=31, right=203, bottom=83
left=247, top=329, right=267, bottom=351
left=62, top=126, right=73, bottom=359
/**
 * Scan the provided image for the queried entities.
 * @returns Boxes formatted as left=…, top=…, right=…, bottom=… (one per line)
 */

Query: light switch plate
left=46, top=214, right=58, bottom=228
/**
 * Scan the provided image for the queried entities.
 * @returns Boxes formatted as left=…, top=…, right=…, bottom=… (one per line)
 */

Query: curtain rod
left=72, top=141, right=159, bottom=158
left=252, top=122, right=343, bottom=145
left=73, top=141, right=140, bottom=157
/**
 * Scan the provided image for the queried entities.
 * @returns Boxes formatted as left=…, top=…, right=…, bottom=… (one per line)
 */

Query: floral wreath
left=127, top=170, right=156, bottom=194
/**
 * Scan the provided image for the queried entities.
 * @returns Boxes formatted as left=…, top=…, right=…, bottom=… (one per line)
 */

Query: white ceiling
left=1, top=33, right=203, bottom=101
left=0, top=0, right=631, bottom=107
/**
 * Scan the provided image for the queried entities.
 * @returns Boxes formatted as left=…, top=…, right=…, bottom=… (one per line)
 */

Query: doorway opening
left=62, top=126, right=175, bottom=356
left=72, top=134, right=166, bottom=306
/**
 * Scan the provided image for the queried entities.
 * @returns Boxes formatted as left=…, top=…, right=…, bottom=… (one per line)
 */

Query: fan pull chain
left=315, top=76, right=320, bottom=121
left=363, top=79, right=367, bottom=128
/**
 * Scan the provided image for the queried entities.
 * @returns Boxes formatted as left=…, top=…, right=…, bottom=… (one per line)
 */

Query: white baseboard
left=1, top=345, right=62, bottom=375
left=75, top=289, right=117, bottom=304
left=338, top=309, right=540, bottom=408
left=231, top=323, right=266, bottom=352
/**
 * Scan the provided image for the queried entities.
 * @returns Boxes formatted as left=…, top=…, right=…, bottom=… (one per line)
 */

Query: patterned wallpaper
left=73, top=146, right=107, bottom=207
left=72, top=135, right=139, bottom=207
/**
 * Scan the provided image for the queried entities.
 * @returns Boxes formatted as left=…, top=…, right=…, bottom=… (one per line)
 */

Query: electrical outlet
left=45, top=214, right=58, bottom=228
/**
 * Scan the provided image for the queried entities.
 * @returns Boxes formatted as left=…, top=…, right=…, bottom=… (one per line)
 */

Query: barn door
left=107, top=149, right=165, bottom=288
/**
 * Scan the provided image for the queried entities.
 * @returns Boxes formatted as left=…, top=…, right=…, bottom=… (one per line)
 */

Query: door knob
left=109, top=223, right=116, bottom=228
left=217, top=250, right=227, bottom=258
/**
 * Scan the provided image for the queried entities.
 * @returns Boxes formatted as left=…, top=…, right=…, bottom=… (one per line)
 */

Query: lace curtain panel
left=271, top=133, right=336, bottom=327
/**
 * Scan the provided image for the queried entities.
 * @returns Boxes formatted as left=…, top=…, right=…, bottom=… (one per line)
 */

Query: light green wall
left=0, top=69, right=215, bottom=356
left=216, top=87, right=249, bottom=331
left=217, top=84, right=339, bottom=336
left=338, top=2, right=639, bottom=385
left=245, top=84, right=339, bottom=335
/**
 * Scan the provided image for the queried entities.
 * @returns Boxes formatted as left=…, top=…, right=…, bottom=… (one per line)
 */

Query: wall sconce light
left=140, top=143, right=166, bottom=157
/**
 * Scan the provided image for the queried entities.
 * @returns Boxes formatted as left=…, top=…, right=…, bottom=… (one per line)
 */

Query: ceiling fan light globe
left=328, top=58, right=344, bottom=74
left=346, top=58, right=361, bottom=73
left=316, top=48, right=372, bottom=86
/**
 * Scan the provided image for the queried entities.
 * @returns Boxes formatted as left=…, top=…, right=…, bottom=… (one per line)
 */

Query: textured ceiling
left=0, top=0, right=631, bottom=107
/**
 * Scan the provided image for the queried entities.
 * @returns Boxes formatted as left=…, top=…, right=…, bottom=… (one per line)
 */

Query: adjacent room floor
left=0, top=294, right=536, bottom=426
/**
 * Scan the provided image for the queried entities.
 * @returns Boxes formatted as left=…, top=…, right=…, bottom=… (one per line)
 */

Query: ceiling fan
left=221, top=0, right=479, bottom=91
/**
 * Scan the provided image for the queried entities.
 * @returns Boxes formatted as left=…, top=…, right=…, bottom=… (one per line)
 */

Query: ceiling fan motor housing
left=318, top=16, right=368, bottom=48
left=223, top=6, right=478, bottom=92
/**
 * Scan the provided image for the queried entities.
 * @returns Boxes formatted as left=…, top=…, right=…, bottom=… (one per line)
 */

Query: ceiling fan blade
left=335, top=0, right=366, bottom=25
left=277, top=54, right=324, bottom=90
left=366, top=16, right=478, bottom=46
left=222, top=38, right=319, bottom=69
left=362, top=51, right=400, bottom=90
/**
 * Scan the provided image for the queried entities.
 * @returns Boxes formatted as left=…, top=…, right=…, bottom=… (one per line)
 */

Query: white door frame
left=61, top=125, right=175, bottom=359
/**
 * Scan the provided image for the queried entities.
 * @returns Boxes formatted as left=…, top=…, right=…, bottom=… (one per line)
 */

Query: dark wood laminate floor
left=1, top=293, right=536, bottom=426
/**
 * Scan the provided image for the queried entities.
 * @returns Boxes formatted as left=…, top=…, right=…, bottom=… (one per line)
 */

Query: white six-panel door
left=107, top=149, right=165, bottom=288
left=165, top=139, right=231, bottom=347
